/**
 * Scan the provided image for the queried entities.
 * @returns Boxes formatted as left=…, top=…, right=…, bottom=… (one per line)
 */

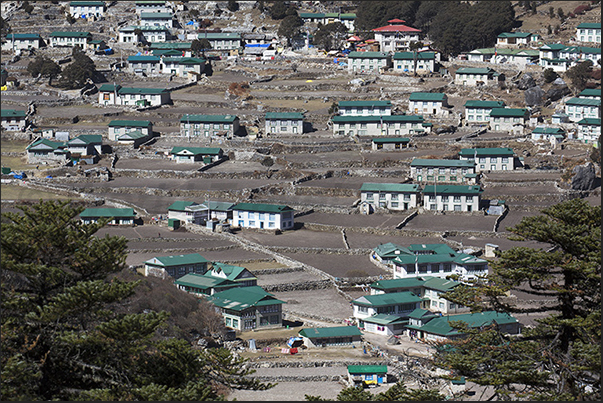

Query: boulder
left=571, top=162, right=597, bottom=191
left=545, top=85, right=571, bottom=102
left=524, top=86, right=544, bottom=106
left=516, top=73, right=536, bottom=90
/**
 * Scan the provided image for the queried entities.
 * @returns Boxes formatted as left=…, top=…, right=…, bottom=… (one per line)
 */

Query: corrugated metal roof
left=299, top=325, right=362, bottom=338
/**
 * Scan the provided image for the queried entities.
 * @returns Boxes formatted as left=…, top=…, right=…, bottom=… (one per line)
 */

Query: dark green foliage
left=269, top=1, right=292, bottom=20
left=227, top=0, right=239, bottom=12
left=21, top=1, right=34, bottom=14
left=1, top=200, right=273, bottom=401
left=27, top=56, right=61, bottom=80
left=0, top=16, right=10, bottom=37
left=305, top=381, right=445, bottom=401
left=191, top=38, right=211, bottom=56
left=261, top=156, right=274, bottom=168
left=439, top=199, right=601, bottom=400
left=313, top=22, right=348, bottom=51
left=543, top=68, right=559, bottom=83
left=557, top=7, right=565, bottom=20
left=277, top=13, right=303, bottom=43
left=57, top=47, right=97, bottom=89
left=565, top=60, right=594, bottom=93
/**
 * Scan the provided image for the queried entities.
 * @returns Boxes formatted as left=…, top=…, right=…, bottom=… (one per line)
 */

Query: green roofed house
left=207, top=201, right=235, bottom=222
left=207, top=286, right=285, bottom=331
left=69, top=1, right=106, bottom=19
left=79, top=207, right=136, bottom=226
left=197, top=32, right=242, bottom=54
left=359, top=182, right=422, bottom=213
left=298, top=326, right=363, bottom=348
left=463, top=100, right=506, bottom=124
left=49, top=31, right=92, bottom=48
left=116, top=130, right=150, bottom=148
left=576, top=23, right=601, bottom=44
left=144, top=252, right=209, bottom=279
left=348, top=365, right=388, bottom=387
left=26, top=139, right=70, bottom=164
left=169, top=146, right=224, bottom=164
left=578, top=88, right=601, bottom=100
left=454, top=67, right=502, bottom=87
left=352, top=291, right=424, bottom=329
left=265, top=112, right=305, bottom=135
left=564, top=97, right=601, bottom=123
left=410, top=158, right=477, bottom=184
left=180, top=114, right=240, bottom=139
left=405, top=311, right=520, bottom=342
left=337, top=100, right=392, bottom=117
left=98, top=84, right=171, bottom=107
left=231, top=202, right=295, bottom=231
left=206, top=262, right=257, bottom=287
left=1, top=109, right=28, bottom=132
left=347, top=51, right=392, bottom=74
left=496, top=31, right=540, bottom=47
left=458, top=147, right=517, bottom=172
left=489, top=108, right=529, bottom=134
left=167, top=200, right=208, bottom=225
left=392, top=51, right=436, bottom=74
left=332, top=115, right=430, bottom=137
left=140, top=12, right=174, bottom=29
left=391, top=242, right=488, bottom=282
left=135, top=0, right=169, bottom=14
left=531, top=127, right=566, bottom=143
left=118, top=25, right=170, bottom=44
left=408, top=92, right=450, bottom=116
left=108, top=120, right=153, bottom=140
left=371, top=137, right=410, bottom=151
left=421, top=184, right=483, bottom=213
left=127, top=55, right=161, bottom=76
left=66, top=134, right=102, bottom=158
left=161, top=57, right=208, bottom=78
left=3, top=33, right=43, bottom=51
left=577, top=118, right=601, bottom=144
left=371, top=242, right=411, bottom=265
left=174, top=273, right=238, bottom=296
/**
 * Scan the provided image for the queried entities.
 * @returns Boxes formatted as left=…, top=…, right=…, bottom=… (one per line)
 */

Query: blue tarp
left=245, top=43, right=270, bottom=48
left=136, top=52, right=142, bottom=56
left=186, top=20, right=195, bottom=25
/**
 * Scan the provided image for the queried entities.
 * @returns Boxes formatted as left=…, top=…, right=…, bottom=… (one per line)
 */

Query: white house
left=169, top=147, right=224, bottom=164
left=48, top=31, right=92, bottom=48
left=338, top=100, right=391, bottom=116
left=1, top=109, right=28, bottom=131
left=371, top=18, right=421, bottom=52
left=264, top=112, right=305, bottom=135
left=144, top=253, right=209, bottom=280
left=408, top=92, right=450, bottom=116
left=347, top=51, right=392, bottom=74
left=489, top=108, right=529, bottom=134
left=198, top=32, right=242, bottom=54
left=576, top=118, right=601, bottom=145
left=392, top=51, right=436, bottom=74
left=332, top=115, right=431, bottom=137
left=69, top=1, right=105, bottom=18
left=576, top=22, right=601, bottom=44
left=230, top=202, right=295, bottom=231
left=127, top=55, right=162, bottom=76
left=26, top=139, right=70, bottom=165
left=79, top=207, right=136, bottom=226
left=140, top=12, right=173, bottom=28
left=118, top=25, right=169, bottom=44
left=464, top=100, right=506, bottom=124
left=359, top=183, right=422, bottom=213
left=558, top=46, right=601, bottom=65
left=97, top=84, right=171, bottom=107
left=391, top=243, right=488, bottom=281
left=455, top=67, right=502, bottom=87
left=3, top=33, right=43, bottom=51
left=564, top=97, right=601, bottom=122
left=107, top=120, right=153, bottom=141
left=410, top=159, right=477, bottom=184
left=161, top=57, right=207, bottom=77
left=458, top=147, right=517, bottom=172
left=352, top=291, right=423, bottom=334
left=421, top=184, right=483, bottom=213
left=167, top=201, right=208, bottom=224
left=531, top=127, right=566, bottom=142
left=135, top=0, right=170, bottom=14
left=371, top=137, right=411, bottom=151
left=180, top=114, right=240, bottom=139
left=577, top=88, right=601, bottom=100
left=496, top=32, right=540, bottom=47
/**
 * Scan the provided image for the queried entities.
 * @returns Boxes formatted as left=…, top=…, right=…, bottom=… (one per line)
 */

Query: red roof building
left=371, top=19, right=421, bottom=52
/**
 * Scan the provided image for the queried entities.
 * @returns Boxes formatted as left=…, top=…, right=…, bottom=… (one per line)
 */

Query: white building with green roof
left=332, top=115, right=431, bottom=137
left=231, top=202, right=295, bottom=231
left=174, top=273, right=238, bottom=296
left=359, top=182, right=422, bottom=213
left=530, top=127, right=566, bottom=143
left=410, top=158, right=477, bottom=184
left=161, top=57, right=208, bottom=77
left=98, top=84, right=171, bottom=107
left=352, top=291, right=424, bottom=330
left=564, top=97, right=601, bottom=122
left=26, top=139, right=70, bottom=164
left=108, top=120, right=153, bottom=140
left=464, top=100, right=506, bottom=124
left=49, top=31, right=92, bottom=47
left=576, top=118, right=600, bottom=144
left=167, top=200, right=208, bottom=224
left=458, top=147, right=517, bottom=172
left=347, top=365, right=388, bottom=387
left=180, top=114, right=240, bottom=139
left=3, top=33, right=43, bottom=51
left=135, top=0, right=169, bottom=14
left=69, top=1, right=105, bottom=18
left=371, top=137, right=410, bottom=151
left=118, top=25, right=170, bottom=44
left=1, top=109, right=28, bottom=131
left=392, top=51, right=436, bottom=74
left=421, top=184, right=483, bottom=213
left=576, top=23, right=601, bottom=44
left=169, top=146, right=224, bottom=164
left=489, top=108, right=529, bottom=134
left=408, top=92, right=450, bottom=116
left=298, top=326, right=363, bottom=348
left=144, top=252, right=209, bottom=279
left=264, top=112, right=305, bottom=135
left=208, top=286, right=285, bottom=331
left=140, top=12, right=173, bottom=28
left=337, top=100, right=392, bottom=116
left=79, top=207, right=136, bottom=226
left=496, top=32, right=540, bottom=47
left=207, top=262, right=257, bottom=287
left=454, top=67, right=502, bottom=87
left=197, top=32, right=241, bottom=54
left=390, top=243, right=488, bottom=281
left=347, top=51, right=392, bottom=74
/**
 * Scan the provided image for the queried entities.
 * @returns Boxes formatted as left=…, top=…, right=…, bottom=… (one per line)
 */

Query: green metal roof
left=174, top=273, right=237, bottom=290
left=167, top=200, right=197, bottom=211
left=120, top=25, right=169, bottom=32
left=339, top=13, right=357, bottom=19
left=578, top=89, right=601, bottom=97
left=108, top=120, right=152, bottom=127
left=498, top=32, right=532, bottom=38
left=577, top=23, right=601, bottom=29
left=409, top=92, right=446, bottom=101
left=162, top=57, right=207, bottom=64
left=361, top=314, right=408, bottom=325
left=70, top=1, right=105, bottom=6
left=455, top=67, right=497, bottom=75
left=80, top=207, right=135, bottom=218
left=1, top=109, right=27, bottom=118
left=410, top=158, right=475, bottom=168
left=408, top=244, right=456, bottom=254
left=299, top=326, right=362, bottom=338
left=149, top=41, right=191, bottom=49
left=352, top=291, right=423, bottom=308
left=372, top=137, right=410, bottom=143
left=5, top=33, right=41, bottom=40
left=231, top=203, right=294, bottom=213
left=459, top=147, right=515, bottom=157
left=332, top=115, right=424, bottom=123
left=406, top=311, right=517, bottom=336
left=422, top=277, right=460, bottom=292
left=68, top=134, right=102, bottom=145
left=207, top=201, right=234, bottom=211
left=408, top=308, right=438, bottom=319
left=370, top=277, right=425, bottom=290
left=265, top=112, right=304, bottom=120
left=532, top=127, right=566, bottom=134
left=170, top=147, right=223, bottom=155
left=198, top=33, right=241, bottom=40
left=208, top=286, right=285, bottom=311
left=117, top=131, right=146, bottom=140
left=299, top=12, right=325, bottom=18
left=26, top=139, right=66, bottom=151
left=463, top=100, right=505, bottom=108
left=489, top=108, right=528, bottom=117
left=360, top=183, right=421, bottom=193
left=180, top=114, right=237, bottom=123
left=140, top=12, right=172, bottom=18
left=127, top=55, right=161, bottom=62
left=372, top=242, right=411, bottom=259
left=118, top=87, right=169, bottom=95
left=348, top=51, right=390, bottom=59
left=393, top=51, right=435, bottom=60
left=577, top=118, right=601, bottom=125
left=208, top=262, right=256, bottom=282
left=338, top=100, right=391, bottom=107
left=565, top=97, right=601, bottom=106
left=49, top=31, right=92, bottom=38
left=539, top=43, right=567, bottom=50
left=152, top=49, right=184, bottom=56
left=348, top=365, right=387, bottom=374
left=145, top=253, right=208, bottom=267
left=422, top=185, right=483, bottom=195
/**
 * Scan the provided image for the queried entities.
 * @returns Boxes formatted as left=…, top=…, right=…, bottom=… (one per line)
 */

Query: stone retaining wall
left=262, top=280, right=333, bottom=292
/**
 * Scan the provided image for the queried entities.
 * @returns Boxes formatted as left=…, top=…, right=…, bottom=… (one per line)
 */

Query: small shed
left=299, top=326, right=363, bottom=348
left=347, top=365, right=388, bottom=387
left=168, top=218, right=181, bottom=230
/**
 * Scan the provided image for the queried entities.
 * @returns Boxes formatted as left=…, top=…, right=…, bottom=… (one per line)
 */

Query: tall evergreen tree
left=437, top=199, right=601, bottom=400
left=1, top=200, right=273, bottom=400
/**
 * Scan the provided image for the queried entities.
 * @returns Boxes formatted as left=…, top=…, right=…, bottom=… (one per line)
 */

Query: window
left=453, top=196, right=461, bottom=202
left=438, top=175, right=445, bottom=181
left=366, top=192, right=374, bottom=200
left=379, top=193, right=386, bottom=200
left=357, top=306, right=368, bottom=313
left=391, top=194, right=398, bottom=200
left=403, top=194, right=411, bottom=201
left=442, top=195, right=449, bottom=202
left=391, top=202, right=398, bottom=208
left=466, top=196, right=474, bottom=202
left=490, top=157, right=497, bottom=163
